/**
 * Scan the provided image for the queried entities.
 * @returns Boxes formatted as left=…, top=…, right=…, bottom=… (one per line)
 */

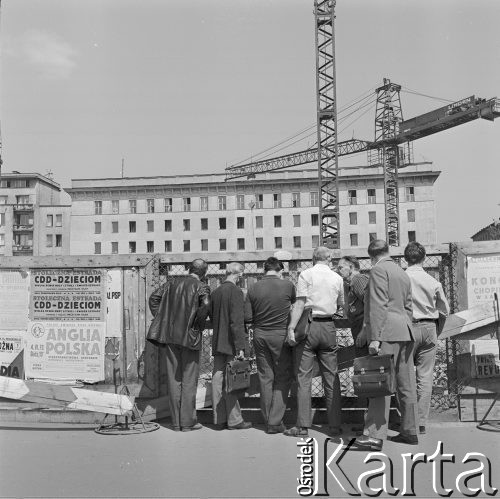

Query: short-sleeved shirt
left=296, top=263, right=344, bottom=316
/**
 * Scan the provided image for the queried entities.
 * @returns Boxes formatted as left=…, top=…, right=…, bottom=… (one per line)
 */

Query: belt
left=412, top=318, right=437, bottom=323
left=311, top=316, right=334, bottom=322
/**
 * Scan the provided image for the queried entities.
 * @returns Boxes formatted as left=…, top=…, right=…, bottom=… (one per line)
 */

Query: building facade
left=68, top=164, right=439, bottom=255
left=0, top=173, right=71, bottom=256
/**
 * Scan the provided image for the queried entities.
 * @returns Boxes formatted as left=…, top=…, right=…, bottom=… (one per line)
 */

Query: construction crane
left=225, top=0, right=500, bottom=248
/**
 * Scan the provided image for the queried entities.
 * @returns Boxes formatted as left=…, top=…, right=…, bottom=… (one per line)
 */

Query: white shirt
left=296, top=262, right=344, bottom=316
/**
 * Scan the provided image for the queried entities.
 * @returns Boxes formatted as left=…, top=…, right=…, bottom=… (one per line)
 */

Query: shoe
left=266, top=422, right=286, bottom=434
left=419, top=425, right=426, bottom=434
left=171, top=425, right=181, bottom=432
left=181, top=423, right=203, bottom=432
left=228, top=421, right=252, bottom=430
left=284, top=426, right=309, bottom=437
left=350, top=435, right=383, bottom=452
left=214, top=423, right=228, bottom=431
left=390, top=433, right=418, bottom=445
left=328, top=426, right=343, bottom=437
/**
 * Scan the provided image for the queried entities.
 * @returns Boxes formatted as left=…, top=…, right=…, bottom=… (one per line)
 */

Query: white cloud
left=22, top=30, right=77, bottom=79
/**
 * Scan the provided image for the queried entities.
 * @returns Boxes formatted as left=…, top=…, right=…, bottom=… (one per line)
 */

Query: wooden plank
left=0, top=377, right=134, bottom=416
left=439, top=301, right=498, bottom=339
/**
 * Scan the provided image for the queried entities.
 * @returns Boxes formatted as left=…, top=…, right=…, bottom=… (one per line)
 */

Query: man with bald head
left=147, top=258, right=210, bottom=432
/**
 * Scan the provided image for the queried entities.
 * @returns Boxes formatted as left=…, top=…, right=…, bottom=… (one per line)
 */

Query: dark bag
left=225, top=359, right=251, bottom=393
left=352, top=354, right=396, bottom=398
left=294, top=308, right=312, bottom=342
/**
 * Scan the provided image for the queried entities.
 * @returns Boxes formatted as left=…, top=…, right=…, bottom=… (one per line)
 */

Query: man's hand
left=356, top=328, right=367, bottom=348
left=235, top=350, right=245, bottom=361
left=368, top=340, right=380, bottom=355
left=286, top=327, right=297, bottom=347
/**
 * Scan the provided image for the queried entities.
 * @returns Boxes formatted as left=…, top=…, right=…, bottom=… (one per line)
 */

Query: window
left=147, top=199, right=155, bottom=213
left=237, top=238, right=245, bottom=250
left=236, top=194, right=245, bottom=210
left=112, top=221, right=118, bottom=233
left=310, top=191, right=319, bottom=207
left=367, top=188, right=376, bottom=204
left=111, top=241, right=118, bottom=254
left=94, top=221, right=101, bottom=234
left=274, top=237, right=283, bottom=249
left=273, top=193, right=281, bottom=208
left=293, top=215, right=301, bottom=227
left=147, top=241, right=154, bottom=253
left=165, top=240, right=172, bottom=252
left=147, top=220, right=154, bottom=232
left=112, top=200, right=119, bottom=214
left=407, top=209, right=416, bottom=223
left=237, top=217, right=245, bottom=229
left=94, top=242, right=101, bottom=254
left=94, top=201, right=102, bottom=215
left=293, top=236, right=301, bottom=248
left=350, top=234, right=358, bottom=247
left=165, top=220, right=172, bottom=232
left=219, top=218, right=226, bottom=230
left=369, top=232, right=377, bottom=242
left=164, top=198, right=172, bottom=212
left=201, top=239, right=208, bottom=251
left=0, top=234, right=4, bottom=246
left=183, top=240, right=190, bottom=252
left=368, top=211, right=376, bottom=224
left=129, top=221, right=136, bottom=233
left=16, top=195, right=30, bottom=204
left=255, top=194, right=263, bottom=209
left=348, top=190, right=357, bottom=205
left=311, top=214, right=319, bottom=226
left=0, top=213, right=4, bottom=227
left=408, top=230, right=416, bottom=242
left=218, top=196, right=227, bottom=211
left=405, top=186, right=415, bottom=202
left=219, top=239, right=227, bottom=251
left=349, top=212, right=358, bottom=225
left=200, top=196, right=208, bottom=211
left=0, top=196, right=7, bottom=204
left=46, top=215, right=53, bottom=227
left=274, top=216, right=282, bottom=228
left=129, top=200, right=137, bottom=214
left=201, top=218, right=208, bottom=231
left=183, top=219, right=190, bottom=231
left=255, top=216, right=263, bottom=229
left=129, top=241, right=136, bottom=254
left=183, top=198, right=191, bottom=212
left=256, top=237, right=263, bottom=250
left=46, top=235, right=53, bottom=248
left=292, top=192, right=300, bottom=208
left=55, top=214, right=62, bottom=227
left=312, top=235, right=320, bottom=247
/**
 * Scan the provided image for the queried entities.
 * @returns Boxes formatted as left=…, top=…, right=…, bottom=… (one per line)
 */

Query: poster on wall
left=466, top=253, right=500, bottom=308
left=25, top=321, right=105, bottom=382
left=106, top=269, right=122, bottom=338
left=0, top=270, right=30, bottom=330
left=30, top=269, right=106, bottom=321
left=0, top=332, right=24, bottom=379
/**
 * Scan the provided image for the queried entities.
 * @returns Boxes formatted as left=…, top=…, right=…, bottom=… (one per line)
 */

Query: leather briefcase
left=352, top=354, right=396, bottom=398
left=225, top=359, right=251, bottom=393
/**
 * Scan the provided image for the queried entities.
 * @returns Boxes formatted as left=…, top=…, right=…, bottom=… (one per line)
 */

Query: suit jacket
left=210, top=281, right=248, bottom=357
left=365, top=257, right=414, bottom=342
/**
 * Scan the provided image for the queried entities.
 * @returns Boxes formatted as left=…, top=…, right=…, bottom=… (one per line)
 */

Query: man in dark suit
left=210, top=262, right=252, bottom=430
left=353, top=240, right=419, bottom=450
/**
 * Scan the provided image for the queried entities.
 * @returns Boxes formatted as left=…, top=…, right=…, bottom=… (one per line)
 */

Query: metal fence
left=146, top=247, right=462, bottom=410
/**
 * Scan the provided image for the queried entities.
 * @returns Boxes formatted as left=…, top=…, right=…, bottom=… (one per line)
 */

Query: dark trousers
left=364, top=341, right=418, bottom=439
left=294, top=320, right=341, bottom=430
left=165, top=343, right=200, bottom=429
left=253, top=328, right=293, bottom=426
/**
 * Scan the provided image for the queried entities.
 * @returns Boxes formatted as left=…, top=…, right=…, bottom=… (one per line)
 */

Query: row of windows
left=94, top=214, right=321, bottom=234
left=0, top=195, right=34, bottom=205
left=347, top=186, right=415, bottom=205
left=348, top=231, right=416, bottom=247
left=0, top=179, right=32, bottom=188
left=46, top=234, right=63, bottom=247
left=46, top=214, right=63, bottom=227
left=348, top=209, right=415, bottom=225
left=95, top=235, right=321, bottom=255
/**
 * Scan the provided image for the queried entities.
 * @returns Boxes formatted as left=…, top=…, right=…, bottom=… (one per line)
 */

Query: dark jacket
left=147, top=275, right=210, bottom=350
left=210, top=281, right=247, bottom=357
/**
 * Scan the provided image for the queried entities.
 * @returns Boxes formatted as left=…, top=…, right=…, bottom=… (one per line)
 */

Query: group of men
left=147, top=239, right=449, bottom=450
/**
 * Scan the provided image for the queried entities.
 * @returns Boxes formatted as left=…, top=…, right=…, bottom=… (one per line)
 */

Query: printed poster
left=106, top=269, right=122, bottom=338
left=466, top=253, right=500, bottom=308
left=0, top=270, right=30, bottom=330
left=0, top=331, right=24, bottom=379
left=30, top=269, right=106, bottom=321
left=25, top=321, right=105, bottom=382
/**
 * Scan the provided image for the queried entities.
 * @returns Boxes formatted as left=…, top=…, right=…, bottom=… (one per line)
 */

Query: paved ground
left=0, top=420, right=499, bottom=499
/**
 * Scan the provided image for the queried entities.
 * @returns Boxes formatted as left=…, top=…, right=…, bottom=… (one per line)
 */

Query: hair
left=226, top=262, right=244, bottom=276
left=367, top=239, right=389, bottom=259
left=339, top=255, right=360, bottom=271
left=404, top=241, right=426, bottom=265
left=188, top=259, right=208, bottom=278
left=313, top=246, right=331, bottom=264
left=264, top=257, right=284, bottom=273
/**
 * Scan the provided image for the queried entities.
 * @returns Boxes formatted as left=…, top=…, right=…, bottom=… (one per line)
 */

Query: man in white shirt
left=284, top=246, right=344, bottom=437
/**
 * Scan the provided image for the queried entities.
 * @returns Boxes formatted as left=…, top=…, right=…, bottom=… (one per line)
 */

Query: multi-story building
left=0, top=172, right=71, bottom=256
left=68, top=164, right=439, bottom=255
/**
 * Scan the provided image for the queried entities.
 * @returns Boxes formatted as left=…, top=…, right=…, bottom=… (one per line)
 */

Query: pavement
left=0, top=419, right=499, bottom=499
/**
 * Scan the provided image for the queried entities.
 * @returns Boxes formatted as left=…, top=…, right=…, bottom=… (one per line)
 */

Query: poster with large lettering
left=0, top=270, right=30, bottom=330
left=106, top=269, right=122, bottom=338
left=466, top=253, right=500, bottom=307
left=25, top=321, right=105, bottom=381
left=0, top=332, right=24, bottom=379
left=30, top=269, right=106, bottom=321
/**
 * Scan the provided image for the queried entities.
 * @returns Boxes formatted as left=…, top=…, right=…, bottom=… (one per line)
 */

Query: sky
left=1, top=0, right=499, bottom=243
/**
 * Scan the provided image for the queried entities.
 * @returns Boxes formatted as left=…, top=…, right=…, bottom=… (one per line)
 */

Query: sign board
left=0, top=270, right=30, bottom=330
left=25, top=321, right=105, bottom=382
left=30, top=269, right=106, bottom=321
left=0, top=331, right=24, bottom=379
left=466, top=253, right=500, bottom=308
left=471, top=340, right=500, bottom=378
left=106, top=269, right=122, bottom=338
